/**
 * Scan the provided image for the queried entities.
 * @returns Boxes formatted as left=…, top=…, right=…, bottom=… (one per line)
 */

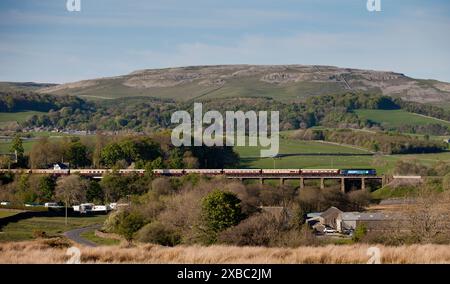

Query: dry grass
left=1, top=238, right=450, bottom=264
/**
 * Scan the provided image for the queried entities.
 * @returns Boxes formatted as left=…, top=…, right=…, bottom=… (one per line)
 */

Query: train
left=0, top=168, right=377, bottom=176
left=154, top=168, right=376, bottom=176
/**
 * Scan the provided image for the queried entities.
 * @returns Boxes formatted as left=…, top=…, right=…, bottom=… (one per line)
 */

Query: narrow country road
left=63, top=224, right=101, bottom=247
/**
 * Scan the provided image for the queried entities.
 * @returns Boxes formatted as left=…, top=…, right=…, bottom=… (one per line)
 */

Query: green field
left=235, top=138, right=450, bottom=174
left=0, top=111, right=46, bottom=124
left=0, top=133, right=88, bottom=154
left=354, top=109, right=450, bottom=129
left=0, top=215, right=107, bottom=242
left=235, top=139, right=370, bottom=157
left=0, top=210, right=21, bottom=219
left=80, top=230, right=121, bottom=246
left=0, top=139, right=35, bottom=154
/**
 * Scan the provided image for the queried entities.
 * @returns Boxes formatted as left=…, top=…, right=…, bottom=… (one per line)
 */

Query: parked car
left=323, top=227, right=338, bottom=234
left=74, top=203, right=111, bottom=214
left=44, top=202, right=63, bottom=208
left=342, top=229, right=354, bottom=236
left=108, top=203, right=129, bottom=210
left=0, top=201, right=11, bottom=206
left=73, top=203, right=94, bottom=213
left=24, top=203, right=42, bottom=207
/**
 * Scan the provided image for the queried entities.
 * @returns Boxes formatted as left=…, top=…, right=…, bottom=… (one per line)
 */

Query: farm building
left=336, top=212, right=404, bottom=232
left=306, top=207, right=405, bottom=234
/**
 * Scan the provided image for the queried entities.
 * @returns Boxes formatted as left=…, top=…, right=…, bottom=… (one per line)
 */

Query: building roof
left=53, top=162, right=69, bottom=169
left=340, top=212, right=398, bottom=221
left=320, top=206, right=343, bottom=219
left=306, top=212, right=321, bottom=218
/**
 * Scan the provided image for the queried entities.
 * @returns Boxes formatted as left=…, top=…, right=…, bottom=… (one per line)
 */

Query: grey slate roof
left=340, top=212, right=398, bottom=221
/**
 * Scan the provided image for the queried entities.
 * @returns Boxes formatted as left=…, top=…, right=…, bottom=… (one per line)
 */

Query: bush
left=198, top=190, right=245, bottom=244
left=32, top=230, right=48, bottom=239
left=347, top=190, right=372, bottom=211
left=393, top=159, right=430, bottom=176
left=136, top=221, right=181, bottom=246
left=359, top=230, right=418, bottom=246
left=271, top=227, right=318, bottom=247
left=201, top=190, right=244, bottom=242
left=105, top=210, right=146, bottom=242
left=352, top=224, right=367, bottom=242
left=219, top=213, right=317, bottom=247
left=118, top=211, right=145, bottom=241
left=218, top=213, right=281, bottom=246
left=151, top=177, right=174, bottom=196
left=102, top=210, right=122, bottom=233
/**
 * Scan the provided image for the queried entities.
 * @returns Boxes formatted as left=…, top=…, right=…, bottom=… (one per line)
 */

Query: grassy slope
left=44, top=76, right=348, bottom=102
left=0, top=210, right=21, bottom=219
left=235, top=137, right=450, bottom=174
left=79, top=230, right=121, bottom=246
left=0, top=139, right=35, bottom=153
left=354, top=109, right=450, bottom=128
left=0, top=134, right=90, bottom=154
left=0, top=111, right=46, bottom=124
left=235, top=138, right=369, bottom=157
left=371, top=186, right=419, bottom=200
left=0, top=215, right=107, bottom=242
left=0, top=82, right=56, bottom=93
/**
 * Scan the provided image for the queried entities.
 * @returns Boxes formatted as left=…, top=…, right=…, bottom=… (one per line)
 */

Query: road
left=63, top=224, right=101, bottom=247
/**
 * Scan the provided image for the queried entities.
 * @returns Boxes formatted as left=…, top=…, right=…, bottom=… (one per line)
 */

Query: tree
left=100, top=143, right=125, bottom=167
left=99, top=173, right=133, bottom=202
left=65, top=141, right=89, bottom=168
left=55, top=175, right=87, bottom=225
left=38, top=175, right=56, bottom=201
left=201, top=190, right=244, bottom=243
left=347, top=190, right=372, bottom=211
left=150, top=157, right=163, bottom=169
left=16, top=174, right=37, bottom=204
left=116, top=210, right=145, bottom=242
left=139, top=157, right=164, bottom=177
left=167, top=148, right=183, bottom=169
left=86, top=180, right=104, bottom=203
left=407, top=189, right=450, bottom=243
left=29, top=137, right=63, bottom=168
left=93, top=134, right=108, bottom=168
left=10, top=135, right=24, bottom=164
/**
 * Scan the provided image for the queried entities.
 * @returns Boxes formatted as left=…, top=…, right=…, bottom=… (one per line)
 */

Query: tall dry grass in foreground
left=1, top=239, right=450, bottom=264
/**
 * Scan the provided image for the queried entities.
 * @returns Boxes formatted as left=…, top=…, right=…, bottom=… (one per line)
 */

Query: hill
left=36, top=65, right=450, bottom=103
left=0, top=82, right=57, bottom=93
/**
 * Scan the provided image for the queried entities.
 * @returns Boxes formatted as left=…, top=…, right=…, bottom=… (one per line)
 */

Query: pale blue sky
left=0, top=0, right=449, bottom=83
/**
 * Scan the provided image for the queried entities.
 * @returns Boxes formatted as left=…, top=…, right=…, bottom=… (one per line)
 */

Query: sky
left=0, top=0, right=449, bottom=84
